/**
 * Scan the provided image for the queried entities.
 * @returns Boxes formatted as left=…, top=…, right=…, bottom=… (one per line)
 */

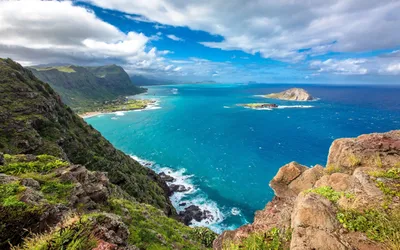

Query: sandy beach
left=79, top=111, right=103, bottom=119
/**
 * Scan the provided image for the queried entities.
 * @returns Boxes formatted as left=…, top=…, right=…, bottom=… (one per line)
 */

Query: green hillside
left=29, top=64, right=146, bottom=113
left=0, top=58, right=174, bottom=215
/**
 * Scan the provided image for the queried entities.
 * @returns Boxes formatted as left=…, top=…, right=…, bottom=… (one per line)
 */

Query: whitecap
left=130, top=154, right=226, bottom=233
left=114, top=111, right=125, bottom=116
left=277, top=105, right=313, bottom=109
left=231, top=207, right=241, bottom=216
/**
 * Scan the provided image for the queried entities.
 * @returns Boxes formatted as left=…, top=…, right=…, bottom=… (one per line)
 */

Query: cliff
left=29, top=64, right=145, bottom=112
left=0, top=154, right=216, bottom=249
left=0, top=58, right=217, bottom=249
left=214, top=130, right=400, bottom=249
left=0, top=58, right=173, bottom=215
left=265, top=88, right=314, bottom=101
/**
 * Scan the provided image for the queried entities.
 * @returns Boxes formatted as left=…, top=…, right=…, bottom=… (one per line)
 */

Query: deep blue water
left=86, top=83, right=400, bottom=232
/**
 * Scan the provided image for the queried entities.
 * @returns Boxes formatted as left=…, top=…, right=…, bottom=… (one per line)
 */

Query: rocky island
left=264, top=88, right=314, bottom=101
left=238, top=103, right=278, bottom=109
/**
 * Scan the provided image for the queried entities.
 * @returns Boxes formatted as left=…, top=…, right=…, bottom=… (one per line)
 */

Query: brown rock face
left=265, top=88, right=314, bottom=101
left=270, top=162, right=323, bottom=198
left=290, top=193, right=346, bottom=250
left=214, top=130, right=400, bottom=250
left=327, top=130, right=400, bottom=173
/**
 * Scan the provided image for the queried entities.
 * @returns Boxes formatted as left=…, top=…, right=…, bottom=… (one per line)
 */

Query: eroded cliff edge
left=214, top=130, right=400, bottom=250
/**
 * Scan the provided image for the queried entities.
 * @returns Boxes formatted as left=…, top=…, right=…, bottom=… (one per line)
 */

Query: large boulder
left=290, top=193, right=346, bottom=250
left=270, top=162, right=323, bottom=198
left=327, top=130, right=400, bottom=173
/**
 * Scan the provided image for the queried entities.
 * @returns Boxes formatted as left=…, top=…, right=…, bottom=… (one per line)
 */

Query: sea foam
left=130, top=154, right=230, bottom=233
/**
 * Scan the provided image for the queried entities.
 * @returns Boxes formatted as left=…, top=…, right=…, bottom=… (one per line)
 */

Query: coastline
left=79, top=99, right=160, bottom=119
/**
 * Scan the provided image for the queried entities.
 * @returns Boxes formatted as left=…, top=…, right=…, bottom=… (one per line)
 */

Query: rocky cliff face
left=265, top=88, right=314, bottom=101
left=0, top=154, right=216, bottom=249
left=29, top=64, right=145, bottom=112
left=214, top=130, right=400, bottom=250
left=0, top=58, right=174, bottom=215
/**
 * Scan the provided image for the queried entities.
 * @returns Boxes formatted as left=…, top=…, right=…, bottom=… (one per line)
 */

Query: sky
left=0, top=0, right=400, bottom=84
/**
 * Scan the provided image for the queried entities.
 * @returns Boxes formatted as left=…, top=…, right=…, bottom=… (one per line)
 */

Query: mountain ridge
left=29, top=64, right=146, bottom=112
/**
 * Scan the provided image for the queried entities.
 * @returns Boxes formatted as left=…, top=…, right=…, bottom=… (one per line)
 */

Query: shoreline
left=79, top=99, right=160, bottom=119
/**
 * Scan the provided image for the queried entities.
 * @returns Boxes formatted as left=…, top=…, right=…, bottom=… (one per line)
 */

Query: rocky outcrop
left=239, top=103, right=278, bottom=109
left=170, top=184, right=191, bottom=193
left=214, top=130, right=400, bottom=250
left=327, top=130, right=400, bottom=173
left=159, top=172, right=175, bottom=182
left=179, top=205, right=213, bottom=225
left=265, top=88, right=314, bottom=101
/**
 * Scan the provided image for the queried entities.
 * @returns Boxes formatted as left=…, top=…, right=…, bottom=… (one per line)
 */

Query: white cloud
left=383, top=63, right=400, bottom=75
left=167, top=34, right=184, bottom=41
left=86, top=0, right=400, bottom=62
left=310, top=59, right=369, bottom=75
left=0, top=0, right=185, bottom=76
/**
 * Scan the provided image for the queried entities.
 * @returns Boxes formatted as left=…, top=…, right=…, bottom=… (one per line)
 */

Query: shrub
left=1, top=154, right=68, bottom=175
left=224, top=228, right=290, bottom=250
left=337, top=208, right=400, bottom=245
left=305, top=186, right=354, bottom=203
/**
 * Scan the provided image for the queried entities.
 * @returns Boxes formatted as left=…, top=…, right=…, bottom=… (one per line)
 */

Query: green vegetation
left=15, top=215, right=98, bottom=250
left=337, top=209, right=400, bottom=247
left=87, top=98, right=155, bottom=114
left=32, top=66, right=76, bottom=73
left=1, top=154, right=68, bottom=175
left=0, top=182, right=26, bottom=208
left=0, top=180, right=44, bottom=248
left=369, top=167, right=400, bottom=179
left=305, top=186, right=354, bottom=203
left=348, top=153, right=361, bottom=167
left=324, top=164, right=343, bottom=174
left=0, top=58, right=174, bottom=215
left=107, top=198, right=217, bottom=249
left=368, top=167, right=400, bottom=209
left=224, top=228, right=291, bottom=250
left=29, top=64, right=145, bottom=113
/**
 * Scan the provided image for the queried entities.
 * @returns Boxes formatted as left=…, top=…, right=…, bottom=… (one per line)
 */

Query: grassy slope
left=29, top=64, right=145, bottom=113
left=0, top=154, right=216, bottom=249
left=0, top=58, right=174, bottom=216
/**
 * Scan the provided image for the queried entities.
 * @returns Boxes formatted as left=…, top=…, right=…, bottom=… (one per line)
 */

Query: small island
left=264, top=88, right=314, bottom=101
left=79, top=98, right=156, bottom=118
left=238, top=103, right=278, bottom=109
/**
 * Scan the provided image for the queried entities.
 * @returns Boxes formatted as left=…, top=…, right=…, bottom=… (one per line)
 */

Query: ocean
left=85, top=83, right=400, bottom=233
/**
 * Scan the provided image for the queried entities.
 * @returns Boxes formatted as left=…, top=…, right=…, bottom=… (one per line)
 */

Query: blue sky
left=0, top=0, right=400, bottom=84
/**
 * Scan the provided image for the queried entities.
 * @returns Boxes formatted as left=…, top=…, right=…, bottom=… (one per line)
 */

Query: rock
left=264, top=88, right=314, bottom=101
left=159, top=172, right=175, bottom=182
left=239, top=103, right=278, bottom=109
left=179, top=202, right=187, bottom=206
left=56, top=165, right=110, bottom=208
left=327, top=130, right=400, bottom=173
left=0, top=152, right=4, bottom=165
left=290, top=193, right=346, bottom=250
left=21, top=178, right=41, bottom=190
left=169, top=184, right=190, bottom=193
left=91, top=213, right=130, bottom=247
left=269, top=161, right=308, bottom=198
left=290, top=228, right=347, bottom=250
left=215, top=130, right=400, bottom=250
left=289, top=164, right=324, bottom=194
left=0, top=173, right=19, bottom=184
left=315, top=173, right=357, bottom=192
left=178, top=205, right=212, bottom=225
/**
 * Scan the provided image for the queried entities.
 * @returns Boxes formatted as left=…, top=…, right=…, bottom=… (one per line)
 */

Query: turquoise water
left=86, top=83, right=400, bottom=232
